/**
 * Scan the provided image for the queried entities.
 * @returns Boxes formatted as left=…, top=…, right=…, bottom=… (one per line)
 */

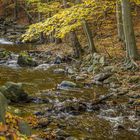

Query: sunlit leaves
left=22, top=0, right=140, bottom=41
left=23, top=0, right=104, bottom=41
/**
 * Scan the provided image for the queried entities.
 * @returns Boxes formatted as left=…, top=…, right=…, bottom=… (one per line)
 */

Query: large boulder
left=0, top=82, right=29, bottom=103
left=17, top=52, right=38, bottom=67
left=0, top=92, right=7, bottom=123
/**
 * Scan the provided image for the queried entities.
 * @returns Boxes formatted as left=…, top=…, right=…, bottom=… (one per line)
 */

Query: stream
left=0, top=40, right=139, bottom=140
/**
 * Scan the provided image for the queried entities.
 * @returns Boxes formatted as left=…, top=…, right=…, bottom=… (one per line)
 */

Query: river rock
left=76, top=76, right=85, bottom=81
left=113, top=124, right=125, bottom=131
left=104, top=66, right=117, bottom=73
left=0, top=49, right=11, bottom=59
left=37, top=118, right=49, bottom=128
left=58, top=102, right=87, bottom=115
left=103, top=76, right=119, bottom=84
left=0, top=82, right=29, bottom=103
left=99, top=56, right=106, bottom=66
left=17, top=52, right=38, bottom=67
left=54, top=55, right=62, bottom=64
left=87, top=65, right=93, bottom=73
left=58, top=81, right=77, bottom=89
left=0, top=92, right=7, bottom=123
left=56, top=129, right=70, bottom=138
left=67, top=67, right=75, bottom=75
left=35, top=64, right=54, bottom=70
left=128, top=76, right=140, bottom=83
left=54, top=68, right=65, bottom=74
left=93, top=53, right=101, bottom=61
left=93, top=72, right=112, bottom=82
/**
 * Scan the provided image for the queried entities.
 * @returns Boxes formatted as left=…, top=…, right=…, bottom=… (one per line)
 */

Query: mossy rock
left=0, top=49, right=11, bottom=59
left=0, top=82, right=28, bottom=103
left=17, top=52, right=38, bottom=67
left=58, top=81, right=77, bottom=89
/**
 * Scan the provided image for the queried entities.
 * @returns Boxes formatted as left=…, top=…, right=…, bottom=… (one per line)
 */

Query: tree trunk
left=82, top=20, right=97, bottom=53
left=76, top=0, right=96, bottom=54
left=69, top=31, right=82, bottom=58
left=38, top=12, right=45, bottom=43
left=14, top=0, right=18, bottom=21
left=63, top=0, right=82, bottom=58
left=116, top=0, right=125, bottom=42
left=55, top=38, right=62, bottom=44
left=121, top=0, right=138, bottom=60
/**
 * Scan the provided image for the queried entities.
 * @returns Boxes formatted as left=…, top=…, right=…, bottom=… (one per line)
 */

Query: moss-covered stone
left=17, top=52, right=38, bottom=67
left=0, top=82, right=28, bottom=103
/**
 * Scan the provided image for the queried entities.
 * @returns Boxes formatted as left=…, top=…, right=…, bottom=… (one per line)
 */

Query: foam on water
left=0, top=38, right=14, bottom=45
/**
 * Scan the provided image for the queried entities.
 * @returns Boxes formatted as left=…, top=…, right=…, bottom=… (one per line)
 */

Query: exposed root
left=124, top=59, right=139, bottom=71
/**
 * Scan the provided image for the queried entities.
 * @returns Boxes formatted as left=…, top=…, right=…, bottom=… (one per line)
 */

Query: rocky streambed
left=0, top=42, right=140, bottom=140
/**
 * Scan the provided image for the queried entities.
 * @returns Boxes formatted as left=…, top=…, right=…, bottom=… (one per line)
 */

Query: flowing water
left=0, top=38, right=14, bottom=45
left=0, top=42, right=139, bottom=140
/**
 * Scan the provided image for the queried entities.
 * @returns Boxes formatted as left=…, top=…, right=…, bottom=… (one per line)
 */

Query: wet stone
left=55, top=102, right=87, bottom=115
left=93, top=72, right=112, bottom=82
left=58, top=81, right=77, bottom=89
left=37, top=118, right=50, bottom=128
left=54, top=55, right=62, bottom=64
left=75, top=76, right=85, bottom=81
left=67, top=67, right=75, bottom=75
left=113, top=124, right=125, bottom=131
left=54, top=69, right=65, bottom=74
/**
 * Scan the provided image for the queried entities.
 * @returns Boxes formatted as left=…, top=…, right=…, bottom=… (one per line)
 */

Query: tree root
left=124, top=59, right=139, bottom=71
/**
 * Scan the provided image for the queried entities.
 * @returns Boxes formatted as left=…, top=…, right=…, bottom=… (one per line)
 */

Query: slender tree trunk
left=76, top=0, right=96, bottom=54
left=38, top=12, right=45, bottom=43
left=69, top=31, right=82, bottom=58
left=14, top=0, right=18, bottom=21
left=82, top=20, right=97, bottom=53
left=55, top=38, right=62, bottom=44
left=121, top=0, right=138, bottom=60
left=116, top=0, right=125, bottom=42
left=21, top=3, right=34, bottom=24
